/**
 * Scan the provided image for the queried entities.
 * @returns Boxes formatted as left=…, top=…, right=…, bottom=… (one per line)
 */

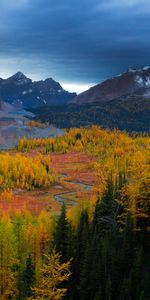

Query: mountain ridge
left=0, top=72, right=76, bottom=108
left=72, top=66, right=150, bottom=104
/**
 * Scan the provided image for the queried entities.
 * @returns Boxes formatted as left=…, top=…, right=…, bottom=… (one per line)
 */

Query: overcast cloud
left=0, top=0, right=150, bottom=92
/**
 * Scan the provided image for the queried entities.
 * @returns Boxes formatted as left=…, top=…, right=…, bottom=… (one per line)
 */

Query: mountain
left=72, top=66, right=150, bottom=104
left=0, top=72, right=76, bottom=108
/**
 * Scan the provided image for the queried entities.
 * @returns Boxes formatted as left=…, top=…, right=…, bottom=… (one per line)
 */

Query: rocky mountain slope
left=0, top=72, right=76, bottom=108
left=72, top=66, right=150, bottom=104
left=0, top=99, right=64, bottom=149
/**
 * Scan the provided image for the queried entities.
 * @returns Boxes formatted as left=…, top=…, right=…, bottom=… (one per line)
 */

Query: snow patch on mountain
left=135, top=75, right=144, bottom=86
left=22, top=91, right=27, bottom=95
left=145, top=77, right=150, bottom=87
left=143, top=66, right=150, bottom=71
left=72, top=65, right=150, bottom=104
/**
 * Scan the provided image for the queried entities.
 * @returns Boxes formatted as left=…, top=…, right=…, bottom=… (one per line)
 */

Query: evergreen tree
left=72, top=210, right=90, bottom=300
left=93, top=176, right=116, bottom=237
left=53, top=203, right=70, bottom=262
left=23, top=255, right=35, bottom=298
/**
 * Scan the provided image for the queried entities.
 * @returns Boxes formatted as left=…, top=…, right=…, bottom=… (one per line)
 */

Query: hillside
left=0, top=100, right=64, bottom=149
left=31, top=96, right=150, bottom=132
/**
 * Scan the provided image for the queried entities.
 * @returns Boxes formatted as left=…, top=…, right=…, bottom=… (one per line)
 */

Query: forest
left=30, top=97, right=150, bottom=132
left=0, top=126, right=149, bottom=299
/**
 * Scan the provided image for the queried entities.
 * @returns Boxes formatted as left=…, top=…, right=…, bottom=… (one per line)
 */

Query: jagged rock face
left=0, top=72, right=76, bottom=108
left=72, top=66, right=150, bottom=104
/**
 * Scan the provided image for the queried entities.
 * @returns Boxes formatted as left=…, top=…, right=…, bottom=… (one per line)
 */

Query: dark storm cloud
left=0, top=0, right=150, bottom=85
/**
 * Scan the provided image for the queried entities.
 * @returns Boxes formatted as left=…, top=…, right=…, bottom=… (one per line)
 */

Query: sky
left=0, top=0, right=150, bottom=93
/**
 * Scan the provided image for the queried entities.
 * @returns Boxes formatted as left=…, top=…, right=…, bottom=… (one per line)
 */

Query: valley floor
left=0, top=152, right=98, bottom=215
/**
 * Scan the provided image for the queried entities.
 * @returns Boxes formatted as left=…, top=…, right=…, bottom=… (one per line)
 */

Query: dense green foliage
left=54, top=177, right=150, bottom=300
left=30, top=97, right=150, bottom=132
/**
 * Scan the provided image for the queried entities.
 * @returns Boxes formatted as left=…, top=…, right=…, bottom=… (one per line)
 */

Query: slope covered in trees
left=0, top=174, right=149, bottom=299
left=0, top=126, right=149, bottom=299
left=31, top=97, right=150, bottom=132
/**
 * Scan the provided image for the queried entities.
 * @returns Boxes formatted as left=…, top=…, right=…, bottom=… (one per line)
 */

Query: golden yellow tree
left=29, top=250, right=71, bottom=300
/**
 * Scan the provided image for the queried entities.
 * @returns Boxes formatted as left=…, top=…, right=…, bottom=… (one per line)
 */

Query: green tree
left=23, top=255, right=35, bottom=298
left=54, top=204, right=71, bottom=262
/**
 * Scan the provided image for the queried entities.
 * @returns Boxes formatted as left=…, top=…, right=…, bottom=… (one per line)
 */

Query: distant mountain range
left=0, top=72, right=76, bottom=108
left=0, top=67, right=150, bottom=132
left=1, top=67, right=150, bottom=108
left=72, top=66, right=150, bottom=104
left=31, top=67, right=150, bottom=132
